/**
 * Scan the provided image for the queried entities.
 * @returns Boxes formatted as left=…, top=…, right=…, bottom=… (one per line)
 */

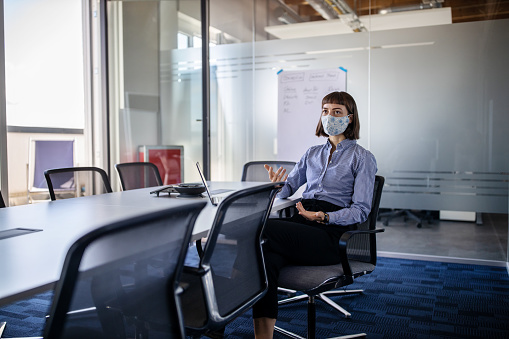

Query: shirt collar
left=326, top=138, right=357, bottom=150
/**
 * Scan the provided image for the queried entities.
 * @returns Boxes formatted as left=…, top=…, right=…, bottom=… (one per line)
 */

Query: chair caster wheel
left=417, top=223, right=422, bottom=228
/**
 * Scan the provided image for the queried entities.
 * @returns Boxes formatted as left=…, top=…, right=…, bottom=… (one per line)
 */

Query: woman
left=252, top=91, right=377, bottom=338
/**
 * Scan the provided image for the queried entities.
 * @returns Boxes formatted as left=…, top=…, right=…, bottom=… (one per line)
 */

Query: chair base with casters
left=275, top=314, right=366, bottom=339
left=277, top=286, right=364, bottom=319
left=274, top=229, right=384, bottom=339
left=378, top=208, right=436, bottom=228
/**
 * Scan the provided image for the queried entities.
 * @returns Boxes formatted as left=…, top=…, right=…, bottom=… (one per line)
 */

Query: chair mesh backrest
left=241, top=161, right=296, bottom=182
left=201, top=183, right=280, bottom=318
left=346, top=176, right=385, bottom=264
left=0, top=191, right=5, bottom=208
left=116, top=162, right=163, bottom=191
left=45, top=167, right=113, bottom=200
left=44, top=202, right=206, bottom=339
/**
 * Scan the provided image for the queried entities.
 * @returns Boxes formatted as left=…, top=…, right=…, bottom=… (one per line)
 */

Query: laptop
left=196, top=162, right=231, bottom=205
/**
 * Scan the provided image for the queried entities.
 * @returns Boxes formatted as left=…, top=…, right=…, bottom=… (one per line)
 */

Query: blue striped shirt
left=278, top=139, right=377, bottom=226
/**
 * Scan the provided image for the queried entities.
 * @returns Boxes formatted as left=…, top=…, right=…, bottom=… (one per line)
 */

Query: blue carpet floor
left=1, top=257, right=509, bottom=338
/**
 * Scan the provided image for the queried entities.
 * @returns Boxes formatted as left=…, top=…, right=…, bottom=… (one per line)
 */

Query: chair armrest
left=176, top=283, right=187, bottom=295
left=183, top=265, right=207, bottom=276
left=339, top=228, right=385, bottom=247
left=278, top=206, right=297, bottom=218
left=337, top=229, right=385, bottom=279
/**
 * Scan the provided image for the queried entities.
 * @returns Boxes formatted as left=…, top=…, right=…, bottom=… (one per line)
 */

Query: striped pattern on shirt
left=278, top=139, right=377, bottom=226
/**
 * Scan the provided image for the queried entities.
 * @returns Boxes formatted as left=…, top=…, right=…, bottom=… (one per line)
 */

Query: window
left=178, top=32, right=190, bottom=49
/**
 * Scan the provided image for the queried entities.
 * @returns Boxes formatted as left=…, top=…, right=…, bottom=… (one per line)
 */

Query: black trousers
left=252, top=199, right=353, bottom=319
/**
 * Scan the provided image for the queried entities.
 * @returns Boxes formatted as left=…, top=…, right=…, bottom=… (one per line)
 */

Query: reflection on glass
left=178, top=32, right=190, bottom=49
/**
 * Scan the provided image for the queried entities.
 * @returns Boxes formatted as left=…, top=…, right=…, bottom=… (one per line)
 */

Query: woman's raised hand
left=264, top=164, right=288, bottom=183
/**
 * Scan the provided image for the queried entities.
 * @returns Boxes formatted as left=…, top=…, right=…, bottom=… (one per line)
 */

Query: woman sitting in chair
left=253, top=91, right=377, bottom=338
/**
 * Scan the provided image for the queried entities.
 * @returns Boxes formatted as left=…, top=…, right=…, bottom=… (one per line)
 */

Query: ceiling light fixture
left=379, top=0, right=444, bottom=15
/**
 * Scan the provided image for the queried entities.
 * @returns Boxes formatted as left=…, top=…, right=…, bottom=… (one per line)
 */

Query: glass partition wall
left=105, top=0, right=508, bottom=265
left=368, top=19, right=508, bottom=263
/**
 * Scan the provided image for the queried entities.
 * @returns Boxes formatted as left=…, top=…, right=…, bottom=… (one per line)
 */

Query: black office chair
left=0, top=190, right=5, bottom=208
left=44, top=167, right=113, bottom=201
left=11, top=201, right=206, bottom=339
left=115, top=162, right=163, bottom=191
left=241, top=160, right=296, bottom=182
left=180, top=182, right=283, bottom=338
left=274, top=175, right=385, bottom=339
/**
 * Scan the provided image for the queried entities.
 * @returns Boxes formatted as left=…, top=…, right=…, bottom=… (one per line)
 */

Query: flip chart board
left=277, top=68, right=347, bottom=162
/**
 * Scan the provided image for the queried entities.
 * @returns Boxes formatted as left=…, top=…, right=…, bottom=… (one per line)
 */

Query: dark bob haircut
left=315, top=91, right=360, bottom=140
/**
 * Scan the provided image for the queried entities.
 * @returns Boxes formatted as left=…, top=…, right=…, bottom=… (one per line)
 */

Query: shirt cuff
left=327, top=211, right=339, bottom=225
left=277, top=184, right=291, bottom=199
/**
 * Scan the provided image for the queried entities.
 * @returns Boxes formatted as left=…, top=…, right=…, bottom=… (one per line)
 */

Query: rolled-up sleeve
left=277, top=151, right=308, bottom=199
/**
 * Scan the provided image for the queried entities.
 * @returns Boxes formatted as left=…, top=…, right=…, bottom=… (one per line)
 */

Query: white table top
left=0, top=181, right=300, bottom=306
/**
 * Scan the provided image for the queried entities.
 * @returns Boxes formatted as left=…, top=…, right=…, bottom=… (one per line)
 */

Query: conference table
left=0, top=181, right=300, bottom=307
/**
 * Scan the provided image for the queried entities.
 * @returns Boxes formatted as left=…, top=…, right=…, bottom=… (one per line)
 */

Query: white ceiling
left=264, top=7, right=452, bottom=39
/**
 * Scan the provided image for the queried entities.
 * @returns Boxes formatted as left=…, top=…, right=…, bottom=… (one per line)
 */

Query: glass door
left=106, top=0, right=203, bottom=187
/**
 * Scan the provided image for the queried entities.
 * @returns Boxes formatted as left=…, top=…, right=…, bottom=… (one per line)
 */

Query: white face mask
left=321, top=115, right=350, bottom=136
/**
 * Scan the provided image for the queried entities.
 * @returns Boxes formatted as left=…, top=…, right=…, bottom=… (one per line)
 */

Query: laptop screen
left=196, top=162, right=218, bottom=205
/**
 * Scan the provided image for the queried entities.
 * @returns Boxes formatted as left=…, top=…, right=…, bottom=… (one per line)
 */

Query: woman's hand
left=264, top=164, right=289, bottom=183
left=295, top=202, right=326, bottom=223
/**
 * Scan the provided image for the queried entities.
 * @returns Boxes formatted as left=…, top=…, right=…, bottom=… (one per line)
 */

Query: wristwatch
left=323, top=212, right=329, bottom=224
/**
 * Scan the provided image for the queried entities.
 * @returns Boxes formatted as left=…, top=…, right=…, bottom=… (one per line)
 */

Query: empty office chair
left=6, top=201, right=206, bottom=339
left=44, top=167, right=112, bottom=201
left=274, top=176, right=385, bottom=339
left=0, top=190, right=5, bottom=208
left=115, top=162, right=163, bottom=191
left=241, top=160, right=296, bottom=182
left=242, top=161, right=296, bottom=218
left=180, top=182, right=283, bottom=337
